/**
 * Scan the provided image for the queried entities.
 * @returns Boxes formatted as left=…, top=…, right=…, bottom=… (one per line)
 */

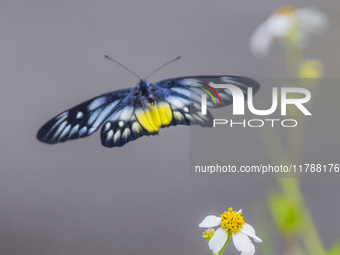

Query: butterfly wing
left=151, top=76, right=260, bottom=127
left=37, top=76, right=260, bottom=148
left=37, top=88, right=133, bottom=144
left=99, top=101, right=155, bottom=148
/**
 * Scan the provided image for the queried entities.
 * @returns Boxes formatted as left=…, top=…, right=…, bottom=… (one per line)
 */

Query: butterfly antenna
left=144, top=56, right=181, bottom=80
left=104, top=55, right=142, bottom=80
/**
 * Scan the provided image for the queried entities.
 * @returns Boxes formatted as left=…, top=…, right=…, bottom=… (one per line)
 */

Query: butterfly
left=37, top=57, right=260, bottom=148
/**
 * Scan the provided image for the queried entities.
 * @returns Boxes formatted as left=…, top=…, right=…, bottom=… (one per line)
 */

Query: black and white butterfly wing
left=37, top=76, right=260, bottom=148
left=99, top=102, right=154, bottom=148
left=37, top=88, right=133, bottom=144
left=152, top=76, right=260, bottom=127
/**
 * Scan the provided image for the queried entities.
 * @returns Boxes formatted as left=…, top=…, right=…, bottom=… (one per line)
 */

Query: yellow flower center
left=299, top=60, right=323, bottom=78
left=220, top=208, right=245, bottom=236
left=202, top=228, right=215, bottom=242
left=275, top=6, right=297, bottom=16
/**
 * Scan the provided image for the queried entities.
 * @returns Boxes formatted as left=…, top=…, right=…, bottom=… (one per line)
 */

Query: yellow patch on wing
left=135, top=102, right=173, bottom=133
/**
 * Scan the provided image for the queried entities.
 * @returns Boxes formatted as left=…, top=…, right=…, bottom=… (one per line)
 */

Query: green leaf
left=268, top=192, right=303, bottom=235
left=327, top=241, right=340, bottom=255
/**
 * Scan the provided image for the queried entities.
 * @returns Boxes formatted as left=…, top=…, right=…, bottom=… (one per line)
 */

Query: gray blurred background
left=1, top=0, right=339, bottom=254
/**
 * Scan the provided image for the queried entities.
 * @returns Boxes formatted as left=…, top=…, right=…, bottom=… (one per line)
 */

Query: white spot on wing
left=206, top=101, right=215, bottom=107
left=107, top=130, right=113, bottom=141
left=132, top=122, right=142, bottom=133
left=56, top=112, right=68, bottom=120
left=87, top=97, right=107, bottom=111
left=170, top=87, right=190, bottom=98
left=113, top=130, right=121, bottom=143
left=104, top=122, right=111, bottom=131
left=193, top=114, right=205, bottom=123
left=219, top=93, right=231, bottom=100
left=220, top=77, right=248, bottom=89
left=220, top=77, right=232, bottom=83
left=88, top=127, right=97, bottom=134
left=177, top=78, right=191, bottom=86
left=166, top=96, right=188, bottom=109
left=48, top=114, right=68, bottom=136
left=222, top=89, right=232, bottom=96
left=52, top=121, right=67, bottom=140
left=69, top=124, right=79, bottom=137
left=79, top=126, right=87, bottom=136
left=109, top=106, right=133, bottom=122
left=118, top=121, right=124, bottom=127
left=177, top=78, right=199, bottom=86
left=88, top=108, right=102, bottom=125
left=119, top=107, right=133, bottom=120
left=60, top=124, right=71, bottom=139
left=76, top=111, right=83, bottom=119
left=183, top=107, right=189, bottom=112
left=191, top=78, right=200, bottom=84
left=122, top=128, right=131, bottom=139
left=92, top=101, right=119, bottom=129
left=189, top=90, right=202, bottom=103
left=193, top=103, right=200, bottom=109
left=173, top=111, right=184, bottom=120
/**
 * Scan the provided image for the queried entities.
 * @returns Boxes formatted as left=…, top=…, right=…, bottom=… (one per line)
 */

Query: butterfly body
left=37, top=76, right=260, bottom=147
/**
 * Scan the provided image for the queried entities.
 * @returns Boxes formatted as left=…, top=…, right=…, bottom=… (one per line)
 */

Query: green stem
left=259, top=125, right=289, bottom=165
left=278, top=28, right=326, bottom=255
left=301, top=209, right=325, bottom=255
left=284, top=31, right=302, bottom=78
left=287, top=78, right=319, bottom=165
left=218, top=235, right=231, bottom=255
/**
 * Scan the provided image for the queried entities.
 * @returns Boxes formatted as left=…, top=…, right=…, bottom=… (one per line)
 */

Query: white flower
left=249, top=6, right=328, bottom=56
left=199, top=208, right=262, bottom=255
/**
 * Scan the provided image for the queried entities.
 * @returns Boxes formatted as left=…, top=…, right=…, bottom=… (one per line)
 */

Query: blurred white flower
left=249, top=6, right=328, bottom=56
left=199, top=208, right=262, bottom=255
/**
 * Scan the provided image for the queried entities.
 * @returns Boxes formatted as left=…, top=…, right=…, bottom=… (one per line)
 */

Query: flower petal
left=232, top=232, right=255, bottom=255
left=208, top=227, right=229, bottom=254
left=199, top=215, right=221, bottom=228
left=298, top=7, right=328, bottom=33
left=240, top=223, right=262, bottom=243
left=249, top=21, right=274, bottom=56
left=298, top=7, right=328, bottom=46
left=266, top=14, right=292, bottom=37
